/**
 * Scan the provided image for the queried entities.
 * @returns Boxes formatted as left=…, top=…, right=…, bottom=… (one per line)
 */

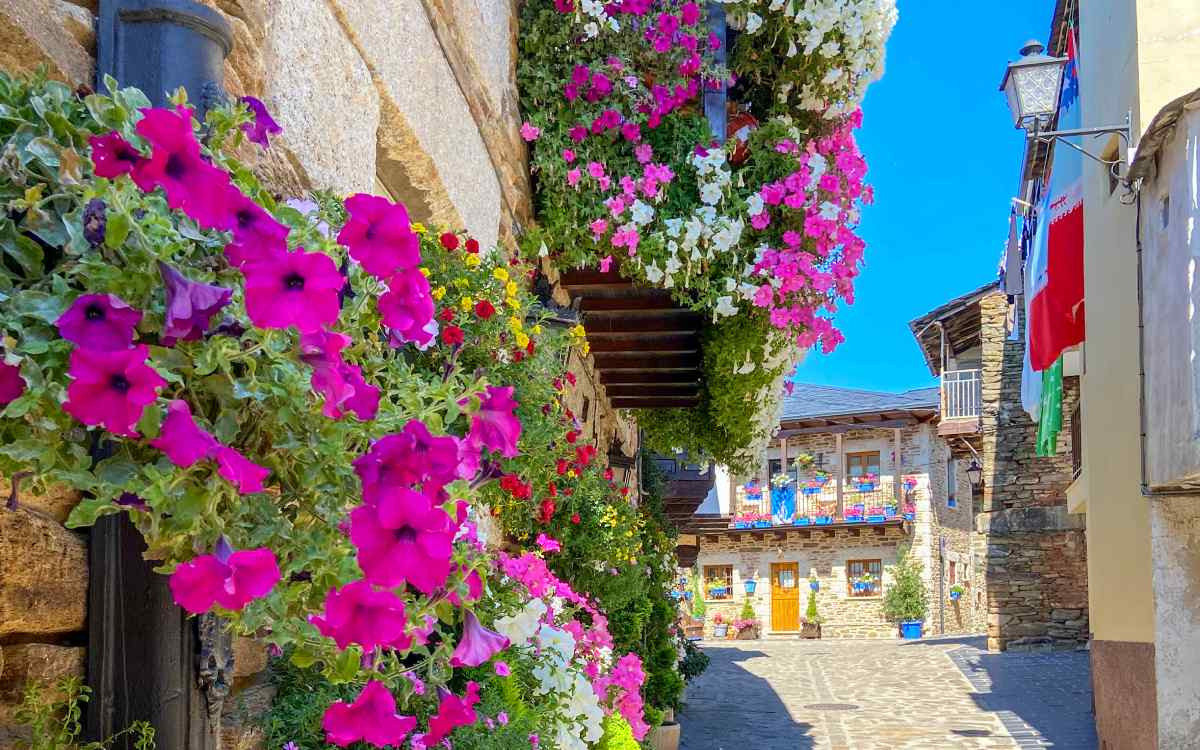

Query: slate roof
left=779, top=383, right=940, bottom=422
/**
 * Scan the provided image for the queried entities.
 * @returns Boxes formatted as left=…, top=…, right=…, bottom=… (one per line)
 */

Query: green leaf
left=289, top=647, right=318, bottom=669
left=65, top=496, right=121, bottom=529
left=329, top=648, right=360, bottom=684
left=105, top=209, right=130, bottom=249
left=136, top=403, right=163, bottom=440
left=96, top=457, right=141, bottom=487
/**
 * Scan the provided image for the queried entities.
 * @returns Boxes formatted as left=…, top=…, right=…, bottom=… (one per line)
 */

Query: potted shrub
left=711, top=613, right=729, bottom=639
left=883, top=545, right=929, bottom=639
left=734, top=600, right=760, bottom=639
left=949, top=584, right=965, bottom=602
left=801, top=588, right=822, bottom=639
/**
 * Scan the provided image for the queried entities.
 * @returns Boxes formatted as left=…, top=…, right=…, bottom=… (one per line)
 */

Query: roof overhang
left=908, top=281, right=1000, bottom=375
left=777, top=407, right=938, bottom=436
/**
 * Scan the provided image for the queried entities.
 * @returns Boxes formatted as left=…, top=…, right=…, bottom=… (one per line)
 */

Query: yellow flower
left=508, top=316, right=524, bottom=333
left=515, top=332, right=530, bottom=349
left=493, top=267, right=510, bottom=282
left=570, top=324, right=586, bottom=339
left=567, top=469, right=577, bottom=479
left=506, top=296, right=521, bottom=310
left=432, top=286, right=447, bottom=301
left=454, top=277, right=470, bottom=289
left=419, top=267, right=430, bottom=277
left=505, top=281, right=519, bottom=297
left=582, top=342, right=591, bottom=356
left=465, top=254, right=482, bottom=268
left=532, top=324, right=543, bottom=335
left=412, top=222, right=427, bottom=235
left=461, top=296, right=474, bottom=311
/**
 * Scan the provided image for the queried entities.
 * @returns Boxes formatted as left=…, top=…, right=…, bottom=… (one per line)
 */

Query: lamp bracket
left=1027, top=112, right=1138, bottom=194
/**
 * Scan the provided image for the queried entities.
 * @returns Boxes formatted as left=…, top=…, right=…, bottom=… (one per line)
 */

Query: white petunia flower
left=745, top=12, right=763, bottom=32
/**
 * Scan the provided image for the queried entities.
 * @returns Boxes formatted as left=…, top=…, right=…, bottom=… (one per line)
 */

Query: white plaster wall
left=1150, top=496, right=1200, bottom=746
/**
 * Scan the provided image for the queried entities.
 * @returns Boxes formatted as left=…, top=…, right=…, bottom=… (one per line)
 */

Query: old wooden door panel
left=770, top=562, right=800, bottom=631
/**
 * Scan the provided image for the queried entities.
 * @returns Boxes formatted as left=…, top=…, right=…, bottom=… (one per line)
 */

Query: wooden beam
left=586, top=335, right=699, bottom=354
left=593, top=353, right=701, bottom=370
left=579, top=296, right=677, bottom=312
left=611, top=397, right=701, bottom=409
left=605, top=384, right=700, bottom=398
left=583, top=313, right=702, bottom=333
left=835, top=433, right=844, bottom=520
left=559, top=269, right=629, bottom=287
left=601, top=371, right=701, bottom=385
left=777, top=418, right=918, bottom=437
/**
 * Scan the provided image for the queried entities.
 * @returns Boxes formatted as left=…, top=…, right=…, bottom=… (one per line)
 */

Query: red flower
left=565, top=430, right=578, bottom=444
left=439, top=307, right=456, bottom=322
left=499, top=474, right=531, bottom=499
left=474, top=299, right=496, bottom=319
left=526, top=340, right=536, bottom=355
left=439, top=232, right=459, bottom=250
left=556, top=459, right=568, bottom=476
left=576, top=444, right=596, bottom=466
left=539, top=499, right=556, bottom=524
left=465, top=238, right=480, bottom=253
left=547, top=482, right=558, bottom=497
left=571, top=513, right=581, bottom=524
left=604, top=467, right=614, bottom=481
left=512, top=349, right=525, bottom=362
left=565, top=372, right=577, bottom=386
left=441, top=326, right=464, bottom=346
left=621, top=486, right=630, bottom=497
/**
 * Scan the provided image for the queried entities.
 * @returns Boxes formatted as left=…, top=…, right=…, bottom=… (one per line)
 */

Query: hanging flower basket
left=902, top=476, right=918, bottom=491
left=810, top=580, right=820, bottom=592
left=744, top=579, right=758, bottom=595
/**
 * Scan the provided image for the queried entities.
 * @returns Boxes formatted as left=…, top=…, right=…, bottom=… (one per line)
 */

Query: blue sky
left=793, top=1, right=1051, bottom=392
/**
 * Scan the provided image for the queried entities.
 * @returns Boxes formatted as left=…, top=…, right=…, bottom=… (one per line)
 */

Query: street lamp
left=999, top=40, right=1068, bottom=133
left=966, top=459, right=983, bottom=491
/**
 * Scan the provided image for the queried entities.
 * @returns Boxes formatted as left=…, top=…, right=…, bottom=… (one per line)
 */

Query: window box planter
left=712, top=624, right=729, bottom=638
left=866, top=514, right=887, bottom=523
left=855, top=483, right=877, bottom=492
left=844, top=514, right=864, bottom=523
left=899, top=620, right=923, bottom=639
left=707, top=587, right=729, bottom=599
left=793, top=517, right=812, bottom=526
left=815, top=515, right=833, bottom=525
left=734, top=521, right=751, bottom=529
left=753, top=520, right=771, bottom=529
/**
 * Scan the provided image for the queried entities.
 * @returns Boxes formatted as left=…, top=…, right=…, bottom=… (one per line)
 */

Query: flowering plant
left=0, top=73, right=684, bottom=748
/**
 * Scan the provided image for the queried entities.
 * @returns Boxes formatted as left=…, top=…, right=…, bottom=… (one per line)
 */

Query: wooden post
left=90, top=4, right=234, bottom=747
left=893, top=427, right=903, bottom=506
left=835, top=433, right=844, bottom=519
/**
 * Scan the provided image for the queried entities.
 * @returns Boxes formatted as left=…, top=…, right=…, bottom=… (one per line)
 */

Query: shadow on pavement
left=679, top=645, right=816, bottom=750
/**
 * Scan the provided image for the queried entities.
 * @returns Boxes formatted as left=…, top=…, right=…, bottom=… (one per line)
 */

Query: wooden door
left=770, top=562, right=800, bottom=631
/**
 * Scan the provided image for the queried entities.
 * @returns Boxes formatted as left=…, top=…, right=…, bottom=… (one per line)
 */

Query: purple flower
left=62, top=346, right=165, bottom=437
left=353, top=420, right=461, bottom=501
left=378, top=269, right=435, bottom=347
left=242, top=248, right=344, bottom=333
left=240, top=96, right=282, bottom=148
left=115, top=492, right=147, bottom=510
left=88, top=132, right=142, bottom=178
left=466, top=386, right=522, bottom=458
left=494, top=661, right=510, bottom=677
left=0, top=359, right=25, bottom=406
left=158, top=262, right=232, bottom=345
left=213, top=447, right=270, bottom=494
left=299, top=329, right=380, bottom=421
left=169, top=545, right=280, bottom=614
left=450, top=611, right=510, bottom=668
left=309, top=580, right=411, bottom=652
left=224, top=192, right=290, bottom=268
left=349, top=488, right=456, bottom=594
left=338, top=194, right=421, bottom=280
left=131, top=106, right=237, bottom=230
left=82, top=198, right=107, bottom=247
left=56, top=293, right=142, bottom=351
left=150, top=399, right=219, bottom=467
left=322, top=681, right=417, bottom=749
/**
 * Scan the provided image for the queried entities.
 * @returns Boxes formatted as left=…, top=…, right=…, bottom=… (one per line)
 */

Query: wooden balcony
left=653, top=455, right=716, bottom=526
left=558, top=270, right=703, bottom=409
left=938, top=368, right=982, bottom=436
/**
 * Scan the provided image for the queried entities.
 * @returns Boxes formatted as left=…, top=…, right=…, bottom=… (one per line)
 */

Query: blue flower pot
left=867, top=514, right=887, bottom=523
left=815, top=516, right=832, bottom=525
left=708, top=587, right=728, bottom=599
left=793, top=517, right=811, bottom=526
left=900, top=620, right=923, bottom=639
left=903, top=512, right=915, bottom=521
left=810, top=580, right=819, bottom=592
left=950, top=591, right=961, bottom=601
left=684, top=591, right=693, bottom=600
left=753, top=520, right=771, bottom=529
left=857, top=483, right=876, bottom=492
left=845, top=515, right=864, bottom=523
left=734, top=521, right=751, bottom=529
left=670, top=590, right=682, bottom=600
left=744, top=579, right=757, bottom=595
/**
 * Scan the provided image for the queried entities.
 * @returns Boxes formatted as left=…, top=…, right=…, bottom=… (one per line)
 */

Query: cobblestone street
left=679, top=637, right=1097, bottom=750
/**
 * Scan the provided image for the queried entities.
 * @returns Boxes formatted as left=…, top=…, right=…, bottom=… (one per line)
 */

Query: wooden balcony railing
left=941, top=369, right=982, bottom=420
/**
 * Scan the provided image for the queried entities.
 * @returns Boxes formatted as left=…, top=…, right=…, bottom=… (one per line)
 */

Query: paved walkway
left=678, top=636, right=1097, bottom=750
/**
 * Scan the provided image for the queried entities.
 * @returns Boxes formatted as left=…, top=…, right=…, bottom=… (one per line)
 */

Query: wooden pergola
left=558, top=269, right=704, bottom=410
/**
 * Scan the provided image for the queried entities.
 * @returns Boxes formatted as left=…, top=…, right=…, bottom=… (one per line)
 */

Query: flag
left=1036, top=358, right=1064, bottom=456
left=1022, top=195, right=1047, bottom=421
left=1027, top=28, right=1086, bottom=371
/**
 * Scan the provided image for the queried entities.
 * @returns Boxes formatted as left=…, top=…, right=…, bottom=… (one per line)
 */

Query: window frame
left=845, top=558, right=882, bottom=598
left=845, top=451, right=881, bottom=479
left=703, top=564, right=734, bottom=601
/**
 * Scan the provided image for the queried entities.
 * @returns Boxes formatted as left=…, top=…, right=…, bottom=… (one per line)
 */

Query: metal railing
left=731, top=476, right=920, bottom=527
left=941, top=369, right=982, bottom=419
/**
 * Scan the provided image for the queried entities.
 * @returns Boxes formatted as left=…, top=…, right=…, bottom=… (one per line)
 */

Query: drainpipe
left=88, top=3, right=233, bottom=747
left=703, top=2, right=727, bottom=143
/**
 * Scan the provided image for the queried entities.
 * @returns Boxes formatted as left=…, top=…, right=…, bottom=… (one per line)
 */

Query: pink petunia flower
left=569, top=125, right=587, bottom=143
left=213, top=446, right=270, bottom=494
left=56, top=293, right=142, bottom=351
left=62, top=345, right=165, bottom=437
left=591, top=220, right=609, bottom=241
left=242, top=248, right=344, bottom=332
left=354, top=420, right=461, bottom=500
left=131, top=107, right=236, bottom=230
left=634, top=143, right=653, bottom=164
left=562, top=148, right=576, bottom=163
left=88, top=132, right=142, bottom=178
left=466, top=385, right=521, bottom=458
left=299, top=329, right=380, bottom=421
left=379, top=268, right=435, bottom=348
left=169, top=544, right=279, bottom=614
left=536, top=533, right=561, bottom=553
left=750, top=211, right=771, bottom=230
left=224, top=191, right=290, bottom=268
left=599, top=254, right=613, bottom=272
left=0, top=359, right=24, bottom=406
left=150, top=399, right=219, bottom=467
left=158, top=262, right=231, bottom=345
left=239, top=96, right=282, bottom=148
left=338, top=194, right=421, bottom=280
left=450, top=611, right=510, bottom=667
left=566, top=168, right=582, bottom=188
left=310, top=580, right=410, bottom=651
left=520, top=121, right=541, bottom=141
left=494, top=661, right=510, bottom=677
left=681, top=1, right=700, bottom=24
left=349, top=488, right=457, bottom=594
left=322, top=681, right=417, bottom=749
left=448, top=566, right=484, bottom=607
left=421, top=683, right=481, bottom=746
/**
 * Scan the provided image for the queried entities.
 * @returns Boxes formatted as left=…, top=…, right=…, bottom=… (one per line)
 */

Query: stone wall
left=977, top=294, right=1089, bottom=651
left=695, top=525, right=909, bottom=639
left=1149, top=495, right=1200, bottom=746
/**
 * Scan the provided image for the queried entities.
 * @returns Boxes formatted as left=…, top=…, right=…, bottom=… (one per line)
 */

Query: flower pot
left=867, top=514, right=887, bottom=523
left=734, top=521, right=751, bottom=529
left=845, top=515, right=864, bottom=523
left=801, top=622, right=822, bottom=639
left=712, top=624, right=728, bottom=638
left=793, top=517, right=811, bottom=526
left=856, top=483, right=876, bottom=492
left=900, top=620, right=923, bottom=639
left=903, top=512, right=915, bottom=521
left=743, top=579, right=757, bottom=595
left=809, top=580, right=819, bottom=592
left=707, top=587, right=728, bottom=599
left=815, top=515, right=832, bottom=525
left=753, top=520, right=771, bottom=529
left=647, top=719, right=681, bottom=750
left=949, top=591, right=961, bottom=601
left=736, top=625, right=759, bottom=640
left=683, top=591, right=693, bottom=601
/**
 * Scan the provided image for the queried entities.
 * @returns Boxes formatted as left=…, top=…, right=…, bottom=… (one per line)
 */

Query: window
left=949, top=560, right=957, bottom=585
left=947, top=457, right=958, bottom=508
left=846, top=559, right=882, bottom=597
left=846, top=452, right=880, bottom=478
left=703, top=565, right=733, bottom=601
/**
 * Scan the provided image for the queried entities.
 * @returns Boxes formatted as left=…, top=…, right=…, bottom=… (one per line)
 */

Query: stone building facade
left=689, top=385, right=981, bottom=639
left=911, top=284, right=1088, bottom=652
left=0, top=2, right=638, bottom=746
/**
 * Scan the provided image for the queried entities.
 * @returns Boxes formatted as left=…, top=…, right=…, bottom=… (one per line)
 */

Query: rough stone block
left=0, top=643, right=86, bottom=702
left=0, top=510, right=87, bottom=637
left=0, top=0, right=92, bottom=84
left=232, top=636, right=268, bottom=680
left=0, top=477, right=81, bottom=525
